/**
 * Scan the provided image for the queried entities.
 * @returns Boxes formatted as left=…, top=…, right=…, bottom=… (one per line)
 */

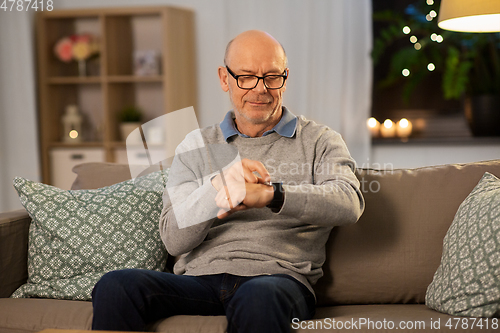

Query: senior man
left=92, top=30, right=364, bottom=332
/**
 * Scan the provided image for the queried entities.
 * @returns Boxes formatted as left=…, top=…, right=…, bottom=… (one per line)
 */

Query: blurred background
left=0, top=0, right=498, bottom=212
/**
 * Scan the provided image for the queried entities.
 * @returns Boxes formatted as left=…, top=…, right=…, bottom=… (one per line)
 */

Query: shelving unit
left=36, top=6, right=196, bottom=186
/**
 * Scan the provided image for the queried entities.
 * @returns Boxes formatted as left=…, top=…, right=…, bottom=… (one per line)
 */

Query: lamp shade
left=438, top=0, right=500, bottom=32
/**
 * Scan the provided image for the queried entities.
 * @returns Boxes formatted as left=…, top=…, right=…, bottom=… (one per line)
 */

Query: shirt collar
left=220, top=106, right=297, bottom=141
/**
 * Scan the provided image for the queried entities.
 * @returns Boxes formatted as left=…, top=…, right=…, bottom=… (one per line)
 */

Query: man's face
left=219, top=36, right=288, bottom=127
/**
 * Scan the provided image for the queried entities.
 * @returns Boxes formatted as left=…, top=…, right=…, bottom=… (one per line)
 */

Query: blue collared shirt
left=220, top=106, right=297, bottom=142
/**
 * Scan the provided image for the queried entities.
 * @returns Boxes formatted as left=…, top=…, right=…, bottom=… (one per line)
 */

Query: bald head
left=224, top=30, right=287, bottom=69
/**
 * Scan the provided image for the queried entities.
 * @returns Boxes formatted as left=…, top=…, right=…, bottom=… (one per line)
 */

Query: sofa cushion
left=0, top=298, right=92, bottom=333
left=10, top=170, right=169, bottom=300
left=301, top=304, right=499, bottom=332
left=426, top=172, right=500, bottom=317
left=314, top=160, right=500, bottom=306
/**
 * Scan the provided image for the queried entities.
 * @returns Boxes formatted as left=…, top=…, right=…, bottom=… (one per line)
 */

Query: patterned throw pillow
left=10, top=170, right=169, bottom=301
left=426, top=172, right=500, bottom=317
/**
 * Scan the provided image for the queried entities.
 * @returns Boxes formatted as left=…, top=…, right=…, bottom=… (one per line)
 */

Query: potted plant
left=118, top=106, right=143, bottom=142
left=373, top=0, right=500, bottom=136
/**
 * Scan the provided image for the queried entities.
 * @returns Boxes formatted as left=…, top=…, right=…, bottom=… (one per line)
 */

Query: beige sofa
left=1, top=160, right=500, bottom=333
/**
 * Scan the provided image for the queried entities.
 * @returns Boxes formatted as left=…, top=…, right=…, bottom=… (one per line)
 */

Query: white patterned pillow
left=11, top=170, right=169, bottom=301
left=426, top=172, right=500, bottom=317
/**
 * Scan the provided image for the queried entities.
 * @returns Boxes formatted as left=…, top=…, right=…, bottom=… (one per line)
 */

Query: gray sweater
left=160, top=115, right=364, bottom=296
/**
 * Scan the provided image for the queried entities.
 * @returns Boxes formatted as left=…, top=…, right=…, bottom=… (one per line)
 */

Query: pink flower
left=54, top=34, right=99, bottom=63
left=54, top=37, right=73, bottom=62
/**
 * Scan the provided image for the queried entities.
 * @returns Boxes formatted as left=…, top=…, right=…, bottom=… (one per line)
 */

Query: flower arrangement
left=54, top=34, right=99, bottom=63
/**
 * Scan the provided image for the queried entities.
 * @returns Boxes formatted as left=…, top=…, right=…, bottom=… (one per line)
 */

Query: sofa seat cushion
left=303, top=304, right=499, bottom=333
left=0, top=298, right=92, bottom=333
left=151, top=315, right=228, bottom=333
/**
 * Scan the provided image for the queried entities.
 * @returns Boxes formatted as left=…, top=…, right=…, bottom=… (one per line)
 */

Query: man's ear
left=282, top=68, right=289, bottom=92
left=218, top=66, right=229, bottom=92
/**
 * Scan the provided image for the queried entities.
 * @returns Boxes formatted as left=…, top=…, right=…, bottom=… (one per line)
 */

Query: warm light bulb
left=436, top=35, right=444, bottom=43
left=426, top=14, right=433, bottom=21
left=69, top=130, right=79, bottom=139
left=414, top=43, right=422, bottom=50
left=427, top=63, right=435, bottom=71
left=396, top=118, right=413, bottom=138
left=410, top=36, right=418, bottom=43
left=380, top=119, right=396, bottom=138
left=367, top=117, right=378, bottom=128
left=426, top=0, right=434, bottom=5
left=431, top=33, right=438, bottom=41
left=402, top=26, right=411, bottom=34
left=429, top=10, right=437, bottom=18
left=367, top=117, right=381, bottom=137
left=402, top=69, right=410, bottom=77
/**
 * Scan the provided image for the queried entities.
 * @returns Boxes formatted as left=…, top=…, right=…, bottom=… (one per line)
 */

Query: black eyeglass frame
left=226, top=66, right=288, bottom=90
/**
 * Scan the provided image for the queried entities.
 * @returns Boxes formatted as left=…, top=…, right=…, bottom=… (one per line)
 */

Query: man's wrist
left=266, top=182, right=284, bottom=213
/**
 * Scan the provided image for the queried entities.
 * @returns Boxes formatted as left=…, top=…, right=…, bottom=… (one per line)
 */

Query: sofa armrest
left=0, top=209, right=30, bottom=298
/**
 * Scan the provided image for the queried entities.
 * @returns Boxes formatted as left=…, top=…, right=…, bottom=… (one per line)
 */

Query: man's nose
left=252, top=78, right=268, bottom=93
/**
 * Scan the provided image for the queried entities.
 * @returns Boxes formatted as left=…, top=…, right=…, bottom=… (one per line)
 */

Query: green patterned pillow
left=10, top=170, right=169, bottom=301
left=426, top=172, right=500, bottom=317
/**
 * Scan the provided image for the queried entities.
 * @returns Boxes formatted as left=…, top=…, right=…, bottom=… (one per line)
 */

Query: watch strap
left=267, top=182, right=284, bottom=213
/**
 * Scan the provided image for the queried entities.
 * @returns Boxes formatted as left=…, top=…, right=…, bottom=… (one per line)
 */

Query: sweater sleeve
left=159, top=132, right=221, bottom=256
left=278, top=128, right=364, bottom=226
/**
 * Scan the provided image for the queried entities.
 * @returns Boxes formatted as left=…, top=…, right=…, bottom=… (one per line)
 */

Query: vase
left=78, top=60, right=86, bottom=77
left=464, top=95, right=500, bottom=137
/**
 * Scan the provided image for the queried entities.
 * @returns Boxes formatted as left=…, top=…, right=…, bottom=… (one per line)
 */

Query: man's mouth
left=246, top=100, right=270, bottom=106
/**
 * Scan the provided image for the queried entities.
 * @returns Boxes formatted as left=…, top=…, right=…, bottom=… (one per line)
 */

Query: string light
left=402, top=69, right=410, bottom=77
left=410, top=36, right=418, bottom=43
left=426, top=0, right=434, bottom=5
left=414, top=43, right=422, bottom=50
left=429, top=10, right=437, bottom=18
left=403, top=26, right=411, bottom=34
left=431, top=33, right=438, bottom=41
left=426, top=14, right=433, bottom=21
left=427, top=63, right=435, bottom=71
left=436, top=35, right=444, bottom=43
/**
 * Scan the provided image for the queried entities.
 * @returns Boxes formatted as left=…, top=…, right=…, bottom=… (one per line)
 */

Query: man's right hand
left=211, top=158, right=272, bottom=217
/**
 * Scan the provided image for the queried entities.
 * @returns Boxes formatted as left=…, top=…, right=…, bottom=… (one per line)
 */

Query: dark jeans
left=91, top=269, right=315, bottom=332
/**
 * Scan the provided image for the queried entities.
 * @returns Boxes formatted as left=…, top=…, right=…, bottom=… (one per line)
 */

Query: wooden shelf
left=49, top=142, right=104, bottom=148
left=47, top=76, right=102, bottom=84
left=107, top=75, right=163, bottom=83
left=36, top=6, right=197, bottom=185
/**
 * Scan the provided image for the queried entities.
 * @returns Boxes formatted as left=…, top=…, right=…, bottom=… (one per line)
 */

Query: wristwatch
left=266, top=182, right=284, bottom=213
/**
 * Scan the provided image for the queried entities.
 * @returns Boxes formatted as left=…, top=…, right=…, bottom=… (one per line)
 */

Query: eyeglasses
left=226, top=66, right=287, bottom=90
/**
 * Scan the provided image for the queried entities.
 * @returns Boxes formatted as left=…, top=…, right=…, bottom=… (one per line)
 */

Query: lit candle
left=380, top=119, right=396, bottom=138
left=396, top=118, right=413, bottom=138
left=366, top=117, right=380, bottom=137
